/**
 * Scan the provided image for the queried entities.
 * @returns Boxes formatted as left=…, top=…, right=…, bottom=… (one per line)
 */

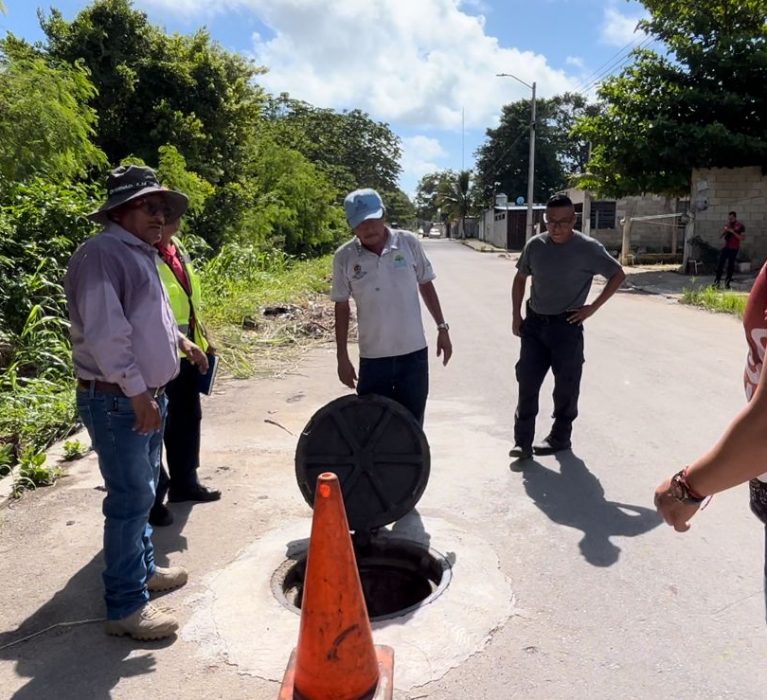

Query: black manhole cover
left=272, top=538, right=452, bottom=621
left=295, top=394, right=430, bottom=531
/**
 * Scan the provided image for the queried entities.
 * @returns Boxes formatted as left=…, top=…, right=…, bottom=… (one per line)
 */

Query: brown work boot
left=147, top=565, right=188, bottom=592
left=105, top=602, right=178, bottom=640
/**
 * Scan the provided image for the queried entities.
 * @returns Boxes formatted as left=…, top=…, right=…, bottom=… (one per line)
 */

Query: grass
left=200, top=252, right=334, bottom=378
left=680, top=285, right=748, bottom=317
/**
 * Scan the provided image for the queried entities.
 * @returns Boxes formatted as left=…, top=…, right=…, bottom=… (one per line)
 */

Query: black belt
left=77, top=379, right=165, bottom=397
left=527, top=307, right=571, bottom=321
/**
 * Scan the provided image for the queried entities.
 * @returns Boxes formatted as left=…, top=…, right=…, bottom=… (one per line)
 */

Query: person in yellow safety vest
left=149, top=217, right=221, bottom=527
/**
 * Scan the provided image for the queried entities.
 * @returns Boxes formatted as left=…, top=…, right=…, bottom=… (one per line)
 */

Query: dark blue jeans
left=357, top=347, right=429, bottom=426
left=76, top=388, right=167, bottom=620
left=514, top=312, right=584, bottom=449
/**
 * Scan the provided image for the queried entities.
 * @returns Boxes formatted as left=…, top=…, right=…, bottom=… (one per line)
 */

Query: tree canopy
left=474, top=93, right=595, bottom=205
left=573, top=0, right=767, bottom=197
left=0, top=38, right=106, bottom=182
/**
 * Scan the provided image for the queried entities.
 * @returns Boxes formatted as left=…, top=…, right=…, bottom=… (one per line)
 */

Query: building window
left=590, top=201, right=616, bottom=229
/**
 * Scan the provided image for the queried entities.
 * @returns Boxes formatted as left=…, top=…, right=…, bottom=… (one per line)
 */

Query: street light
left=496, top=72, right=536, bottom=241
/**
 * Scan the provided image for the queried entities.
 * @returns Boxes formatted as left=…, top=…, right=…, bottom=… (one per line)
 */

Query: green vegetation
left=681, top=286, right=748, bottom=317
left=63, top=439, right=87, bottom=460
left=573, top=0, right=767, bottom=196
left=0, top=0, right=387, bottom=493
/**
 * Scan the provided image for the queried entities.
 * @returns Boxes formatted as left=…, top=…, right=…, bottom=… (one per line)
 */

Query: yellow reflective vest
left=156, top=237, right=209, bottom=353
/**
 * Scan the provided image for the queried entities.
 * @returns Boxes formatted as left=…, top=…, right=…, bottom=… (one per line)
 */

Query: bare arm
left=655, top=350, right=767, bottom=531
left=567, top=268, right=626, bottom=324
left=511, top=272, right=527, bottom=337
left=334, top=301, right=357, bottom=388
left=419, top=281, right=452, bottom=365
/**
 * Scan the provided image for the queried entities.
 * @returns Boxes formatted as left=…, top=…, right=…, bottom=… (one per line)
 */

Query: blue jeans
left=76, top=389, right=167, bottom=620
left=357, top=347, right=429, bottom=426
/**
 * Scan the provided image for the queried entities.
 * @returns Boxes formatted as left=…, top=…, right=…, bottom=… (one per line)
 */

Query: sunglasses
left=134, top=198, right=172, bottom=219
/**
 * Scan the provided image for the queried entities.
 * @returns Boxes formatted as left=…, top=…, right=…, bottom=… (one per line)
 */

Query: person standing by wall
left=331, top=188, right=452, bottom=426
left=713, top=210, right=746, bottom=289
left=149, top=217, right=221, bottom=528
left=65, top=165, right=208, bottom=640
left=510, top=193, right=626, bottom=460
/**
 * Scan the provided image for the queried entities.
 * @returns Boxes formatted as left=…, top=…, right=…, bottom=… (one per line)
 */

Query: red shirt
left=724, top=220, right=745, bottom=250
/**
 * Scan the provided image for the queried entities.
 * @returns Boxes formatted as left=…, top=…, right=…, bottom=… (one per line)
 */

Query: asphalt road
left=1, top=238, right=765, bottom=699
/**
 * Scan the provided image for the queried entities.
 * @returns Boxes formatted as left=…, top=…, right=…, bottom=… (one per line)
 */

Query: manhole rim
left=270, top=537, right=453, bottom=622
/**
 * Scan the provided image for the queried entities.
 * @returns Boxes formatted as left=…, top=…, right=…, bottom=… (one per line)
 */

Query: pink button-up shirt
left=65, top=223, right=180, bottom=397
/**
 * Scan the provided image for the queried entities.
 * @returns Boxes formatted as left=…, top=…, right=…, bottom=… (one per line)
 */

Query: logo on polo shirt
left=352, top=263, right=367, bottom=280
left=393, top=253, right=407, bottom=269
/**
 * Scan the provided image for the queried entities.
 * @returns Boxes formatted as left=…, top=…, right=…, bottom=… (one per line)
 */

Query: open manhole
left=272, top=538, right=452, bottom=621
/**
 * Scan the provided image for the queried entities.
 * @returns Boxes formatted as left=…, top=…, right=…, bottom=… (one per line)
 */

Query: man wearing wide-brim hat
left=64, top=165, right=208, bottom=641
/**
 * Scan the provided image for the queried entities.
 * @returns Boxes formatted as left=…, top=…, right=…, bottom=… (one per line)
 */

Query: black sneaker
left=168, top=484, right=222, bottom=503
left=533, top=437, right=571, bottom=456
left=509, top=445, right=533, bottom=460
left=149, top=504, right=174, bottom=527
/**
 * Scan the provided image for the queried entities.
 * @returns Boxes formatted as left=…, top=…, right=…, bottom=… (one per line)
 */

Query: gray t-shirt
left=516, top=231, right=622, bottom=315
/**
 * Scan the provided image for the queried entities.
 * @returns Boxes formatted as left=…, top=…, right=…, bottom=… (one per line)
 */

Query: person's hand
left=337, top=355, right=358, bottom=389
left=654, top=477, right=702, bottom=532
left=180, top=338, right=209, bottom=373
left=567, top=305, right=595, bottom=325
left=437, top=329, right=452, bottom=366
left=512, top=315, right=523, bottom=337
left=130, top=391, right=162, bottom=434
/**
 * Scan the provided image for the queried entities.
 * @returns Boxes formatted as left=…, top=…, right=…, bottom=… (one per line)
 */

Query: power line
left=574, top=34, right=645, bottom=91
left=575, top=35, right=654, bottom=96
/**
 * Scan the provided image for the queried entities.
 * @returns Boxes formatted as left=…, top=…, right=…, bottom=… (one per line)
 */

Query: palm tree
left=437, top=170, right=472, bottom=239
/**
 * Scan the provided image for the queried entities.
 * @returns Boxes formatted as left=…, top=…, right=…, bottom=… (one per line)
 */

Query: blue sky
left=2, top=0, right=651, bottom=197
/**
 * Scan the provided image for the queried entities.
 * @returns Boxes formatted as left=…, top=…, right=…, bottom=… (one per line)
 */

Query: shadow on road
left=517, top=451, right=662, bottom=567
left=0, top=506, right=190, bottom=699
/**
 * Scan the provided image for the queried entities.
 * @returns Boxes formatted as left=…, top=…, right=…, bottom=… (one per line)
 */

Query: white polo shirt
left=331, top=228, right=436, bottom=359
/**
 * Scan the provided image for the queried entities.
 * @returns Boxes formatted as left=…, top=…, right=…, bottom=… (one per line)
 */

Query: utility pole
left=496, top=73, right=536, bottom=241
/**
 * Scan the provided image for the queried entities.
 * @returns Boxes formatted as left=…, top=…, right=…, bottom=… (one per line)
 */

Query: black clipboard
left=197, top=353, right=219, bottom=395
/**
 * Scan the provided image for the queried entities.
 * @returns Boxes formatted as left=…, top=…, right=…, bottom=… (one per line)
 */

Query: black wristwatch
left=670, top=468, right=706, bottom=504
left=437, top=322, right=449, bottom=332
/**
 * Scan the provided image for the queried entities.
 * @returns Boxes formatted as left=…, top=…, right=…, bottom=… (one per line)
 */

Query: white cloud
left=565, top=56, right=585, bottom=69
left=601, top=5, right=647, bottom=47
left=142, top=0, right=579, bottom=131
left=400, top=135, right=448, bottom=194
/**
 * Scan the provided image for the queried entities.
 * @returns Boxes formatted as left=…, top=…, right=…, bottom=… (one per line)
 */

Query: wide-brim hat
left=87, top=164, right=189, bottom=225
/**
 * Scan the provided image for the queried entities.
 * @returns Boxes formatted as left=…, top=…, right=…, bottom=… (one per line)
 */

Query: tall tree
left=265, top=95, right=403, bottom=195
left=573, top=0, right=767, bottom=197
left=474, top=93, right=594, bottom=207
left=0, top=37, right=105, bottom=182
left=40, top=0, right=266, bottom=184
left=437, top=170, right=473, bottom=238
left=414, top=170, right=457, bottom=222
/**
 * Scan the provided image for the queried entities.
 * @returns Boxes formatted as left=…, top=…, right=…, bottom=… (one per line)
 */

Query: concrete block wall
left=691, top=167, right=766, bottom=265
left=589, top=195, right=679, bottom=255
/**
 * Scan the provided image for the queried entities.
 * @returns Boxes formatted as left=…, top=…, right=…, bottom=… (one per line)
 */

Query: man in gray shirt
left=509, top=193, right=625, bottom=460
left=65, top=165, right=208, bottom=640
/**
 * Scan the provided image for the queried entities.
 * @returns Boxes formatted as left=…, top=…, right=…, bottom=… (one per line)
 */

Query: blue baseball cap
left=344, top=188, right=385, bottom=229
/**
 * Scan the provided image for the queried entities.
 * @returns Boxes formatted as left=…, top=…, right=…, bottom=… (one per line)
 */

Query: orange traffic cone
left=278, top=472, right=394, bottom=700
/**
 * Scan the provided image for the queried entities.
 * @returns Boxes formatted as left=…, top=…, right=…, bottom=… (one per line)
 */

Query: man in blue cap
left=331, top=187, right=453, bottom=425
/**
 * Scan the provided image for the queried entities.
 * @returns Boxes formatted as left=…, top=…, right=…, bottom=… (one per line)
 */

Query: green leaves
left=574, top=0, right=767, bottom=196
left=0, top=40, right=106, bottom=182
left=475, top=93, right=593, bottom=204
